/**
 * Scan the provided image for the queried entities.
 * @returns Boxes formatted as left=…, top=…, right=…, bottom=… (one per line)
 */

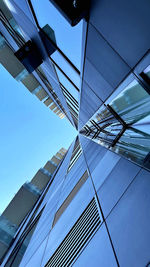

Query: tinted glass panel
left=110, top=79, right=150, bottom=125
left=144, top=65, right=150, bottom=78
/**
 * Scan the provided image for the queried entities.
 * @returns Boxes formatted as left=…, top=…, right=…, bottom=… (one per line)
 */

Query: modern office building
left=0, top=147, right=66, bottom=265
left=0, top=0, right=150, bottom=266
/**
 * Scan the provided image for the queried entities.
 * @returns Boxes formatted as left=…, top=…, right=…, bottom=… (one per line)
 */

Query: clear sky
left=0, top=64, right=77, bottom=213
left=0, top=0, right=83, bottom=214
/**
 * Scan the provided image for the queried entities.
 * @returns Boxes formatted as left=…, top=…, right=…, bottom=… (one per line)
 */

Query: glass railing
left=23, top=182, right=41, bottom=196
left=0, top=33, right=6, bottom=48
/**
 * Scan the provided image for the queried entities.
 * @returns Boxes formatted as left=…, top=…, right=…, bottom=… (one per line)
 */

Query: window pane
left=143, top=65, right=150, bottom=78
left=31, top=0, right=82, bottom=70
left=110, top=79, right=150, bottom=125
left=111, top=126, right=150, bottom=169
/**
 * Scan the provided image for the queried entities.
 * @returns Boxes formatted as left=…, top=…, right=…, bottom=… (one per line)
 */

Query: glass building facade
left=0, top=0, right=150, bottom=266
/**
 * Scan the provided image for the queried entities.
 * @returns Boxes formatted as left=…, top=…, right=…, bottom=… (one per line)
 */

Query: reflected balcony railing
left=80, top=76, right=150, bottom=170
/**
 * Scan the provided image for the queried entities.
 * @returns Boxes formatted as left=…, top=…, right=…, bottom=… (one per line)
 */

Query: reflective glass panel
left=51, top=51, right=80, bottom=88
left=31, top=0, right=82, bottom=70
left=144, top=65, right=150, bottom=78
left=55, top=67, right=79, bottom=101
left=81, top=104, right=124, bottom=148
left=111, top=126, right=150, bottom=169
left=110, top=79, right=150, bottom=125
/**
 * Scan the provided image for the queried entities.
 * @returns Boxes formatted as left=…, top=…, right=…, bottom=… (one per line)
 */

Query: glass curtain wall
left=81, top=75, right=150, bottom=170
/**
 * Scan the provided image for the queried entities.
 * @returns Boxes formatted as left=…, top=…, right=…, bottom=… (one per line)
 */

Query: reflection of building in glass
left=1, top=0, right=150, bottom=266
left=81, top=78, right=150, bottom=166
left=0, top=0, right=80, bottom=126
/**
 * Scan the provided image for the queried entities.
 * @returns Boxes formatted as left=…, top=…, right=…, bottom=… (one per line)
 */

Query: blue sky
left=0, top=0, right=83, bottom=213
left=0, top=64, right=77, bottom=213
